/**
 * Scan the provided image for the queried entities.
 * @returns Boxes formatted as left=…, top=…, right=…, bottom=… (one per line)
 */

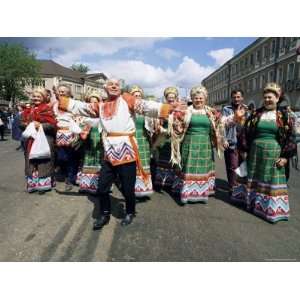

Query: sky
left=0, top=37, right=256, bottom=97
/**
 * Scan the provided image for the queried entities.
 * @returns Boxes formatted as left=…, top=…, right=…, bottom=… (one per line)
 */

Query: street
left=0, top=136, right=300, bottom=262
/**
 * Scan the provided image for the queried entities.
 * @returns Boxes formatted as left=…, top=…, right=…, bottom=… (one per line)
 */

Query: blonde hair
left=190, top=85, right=208, bottom=100
left=32, top=88, right=47, bottom=102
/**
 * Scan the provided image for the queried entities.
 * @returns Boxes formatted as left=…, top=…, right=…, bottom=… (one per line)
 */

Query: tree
left=71, top=63, right=90, bottom=73
left=0, top=44, right=41, bottom=106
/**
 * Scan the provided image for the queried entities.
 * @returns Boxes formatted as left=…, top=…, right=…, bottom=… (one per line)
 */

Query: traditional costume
left=169, top=86, right=222, bottom=204
left=21, top=99, right=57, bottom=193
left=129, top=85, right=153, bottom=197
left=153, top=87, right=179, bottom=189
left=239, top=83, right=296, bottom=223
left=58, top=91, right=171, bottom=219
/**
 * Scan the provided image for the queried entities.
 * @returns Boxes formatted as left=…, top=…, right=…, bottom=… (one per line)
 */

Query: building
left=202, top=37, right=300, bottom=111
left=32, top=60, right=108, bottom=100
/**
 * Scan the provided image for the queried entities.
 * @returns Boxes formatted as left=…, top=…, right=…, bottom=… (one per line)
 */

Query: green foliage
left=0, top=43, right=41, bottom=105
left=71, top=63, right=90, bottom=73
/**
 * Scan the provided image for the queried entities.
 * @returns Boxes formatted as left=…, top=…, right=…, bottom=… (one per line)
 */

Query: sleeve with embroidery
left=59, top=97, right=98, bottom=118
left=134, top=99, right=171, bottom=119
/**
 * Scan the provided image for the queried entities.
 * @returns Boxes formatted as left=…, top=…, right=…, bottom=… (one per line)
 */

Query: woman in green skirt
left=239, top=83, right=296, bottom=223
left=129, top=85, right=153, bottom=197
left=169, top=85, right=222, bottom=204
left=78, top=93, right=103, bottom=194
left=153, top=87, right=180, bottom=190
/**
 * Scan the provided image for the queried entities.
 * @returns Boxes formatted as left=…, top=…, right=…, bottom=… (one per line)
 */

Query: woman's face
left=132, top=91, right=142, bottom=100
left=90, top=96, right=100, bottom=104
left=32, top=92, right=43, bottom=106
left=263, top=92, right=279, bottom=110
left=192, top=93, right=206, bottom=109
left=166, top=93, right=177, bottom=104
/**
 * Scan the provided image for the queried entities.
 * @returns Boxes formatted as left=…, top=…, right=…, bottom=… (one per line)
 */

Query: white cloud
left=31, top=37, right=168, bottom=66
left=91, top=56, right=215, bottom=97
left=208, top=48, right=234, bottom=66
left=155, top=47, right=181, bottom=60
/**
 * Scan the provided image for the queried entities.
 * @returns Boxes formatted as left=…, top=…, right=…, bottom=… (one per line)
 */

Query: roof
left=38, top=60, right=85, bottom=81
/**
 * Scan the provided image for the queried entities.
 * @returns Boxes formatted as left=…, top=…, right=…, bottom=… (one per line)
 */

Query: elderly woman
left=239, top=83, right=296, bottom=223
left=153, top=87, right=180, bottom=190
left=129, top=85, right=153, bottom=197
left=170, top=85, right=221, bottom=204
left=77, top=92, right=104, bottom=194
left=20, top=88, right=57, bottom=194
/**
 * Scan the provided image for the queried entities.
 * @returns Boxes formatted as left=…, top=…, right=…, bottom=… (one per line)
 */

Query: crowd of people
left=5, top=79, right=300, bottom=230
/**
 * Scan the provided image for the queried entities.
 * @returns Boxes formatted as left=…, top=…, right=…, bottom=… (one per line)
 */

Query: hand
left=276, top=158, right=288, bottom=167
left=223, top=141, right=229, bottom=149
left=235, top=105, right=246, bottom=119
left=240, top=152, right=247, bottom=160
left=172, top=102, right=187, bottom=112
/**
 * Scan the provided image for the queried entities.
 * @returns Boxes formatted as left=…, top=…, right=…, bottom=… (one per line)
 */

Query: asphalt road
left=0, top=135, right=299, bottom=261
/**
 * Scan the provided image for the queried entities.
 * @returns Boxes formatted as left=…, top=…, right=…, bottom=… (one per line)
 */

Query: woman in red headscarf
left=21, top=88, right=57, bottom=194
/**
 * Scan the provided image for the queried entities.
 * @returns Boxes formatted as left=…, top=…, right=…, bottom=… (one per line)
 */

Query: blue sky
left=0, top=37, right=256, bottom=96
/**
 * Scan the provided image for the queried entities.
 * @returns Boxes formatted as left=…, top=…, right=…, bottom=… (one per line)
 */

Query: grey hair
left=190, top=85, right=208, bottom=100
left=58, top=84, right=73, bottom=98
left=103, top=78, right=122, bottom=89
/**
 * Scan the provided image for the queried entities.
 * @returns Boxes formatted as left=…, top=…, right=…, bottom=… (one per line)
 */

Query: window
left=245, top=57, right=248, bottom=68
left=236, top=63, right=239, bottom=74
left=260, top=74, right=265, bottom=88
left=263, top=45, right=269, bottom=59
left=253, top=77, right=257, bottom=91
left=291, top=37, right=297, bottom=48
left=280, top=37, right=286, bottom=53
left=268, top=70, right=274, bottom=82
left=271, top=39, right=276, bottom=56
left=287, top=63, right=295, bottom=80
left=250, top=54, right=254, bottom=65
left=277, top=67, right=283, bottom=83
left=75, top=85, right=82, bottom=94
left=256, top=50, right=261, bottom=65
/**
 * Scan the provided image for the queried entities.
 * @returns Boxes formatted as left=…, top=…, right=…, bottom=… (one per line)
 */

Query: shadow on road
left=214, top=178, right=249, bottom=213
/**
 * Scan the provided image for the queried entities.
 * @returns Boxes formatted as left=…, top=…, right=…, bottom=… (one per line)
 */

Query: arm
left=122, top=93, right=172, bottom=119
left=58, top=96, right=99, bottom=118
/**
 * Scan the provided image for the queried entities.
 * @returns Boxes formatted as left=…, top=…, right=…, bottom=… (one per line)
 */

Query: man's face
left=231, top=91, right=244, bottom=106
left=105, top=80, right=121, bottom=99
left=58, top=86, right=70, bottom=97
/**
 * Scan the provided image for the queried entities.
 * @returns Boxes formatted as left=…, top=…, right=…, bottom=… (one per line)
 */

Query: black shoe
left=121, top=214, right=135, bottom=226
left=93, top=215, right=110, bottom=230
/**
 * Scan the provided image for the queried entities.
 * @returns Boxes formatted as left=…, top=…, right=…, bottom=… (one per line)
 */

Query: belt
left=107, top=131, right=149, bottom=182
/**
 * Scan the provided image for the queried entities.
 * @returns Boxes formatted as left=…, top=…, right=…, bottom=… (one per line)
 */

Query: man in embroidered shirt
left=58, top=78, right=180, bottom=229
left=221, top=89, right=248, bottom=194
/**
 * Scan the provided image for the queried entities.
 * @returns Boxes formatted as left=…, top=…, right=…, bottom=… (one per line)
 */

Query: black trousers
left=98, top=160, right=137, bottom=216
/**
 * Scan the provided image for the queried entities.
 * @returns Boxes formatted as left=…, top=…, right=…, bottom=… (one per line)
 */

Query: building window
left=277, top=67, right=283, bottom=83
left=287, top=63, right=295, bottom=80
left=260, top=74, right=265, bottom=89
left=268, top=70, right=274, bottom=82
left=75, top=85, right=82, bottom=94
left=263, top=45, right=269, bottom=60
left=250, top=54, right=254, bottom=66
left=290, top=37, right=297, bottom=48
left=279, top=37, right=286, bottom=53
left=256, top=50, right=261, bottom=65
left=271, top=39, right=276, bottom=57
left=253, top=77, right=257, bottom=91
